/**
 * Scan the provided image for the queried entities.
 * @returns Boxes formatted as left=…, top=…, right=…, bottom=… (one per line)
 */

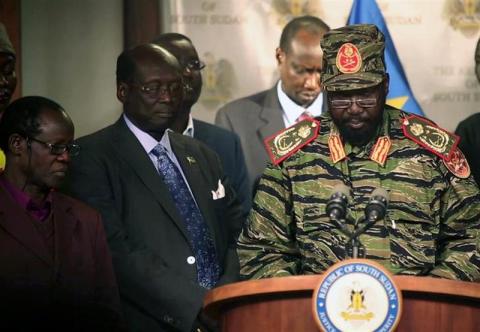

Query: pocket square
left=211, top=179, right=225, bottom=200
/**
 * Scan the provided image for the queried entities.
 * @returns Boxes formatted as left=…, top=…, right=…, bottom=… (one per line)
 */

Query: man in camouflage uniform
left=238, top=24, right=480, bottom=282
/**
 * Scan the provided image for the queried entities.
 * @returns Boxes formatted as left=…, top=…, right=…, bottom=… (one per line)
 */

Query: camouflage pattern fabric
left=321, top=24, right=386, bottom=92
left=238, top=106, right=480, bottom=281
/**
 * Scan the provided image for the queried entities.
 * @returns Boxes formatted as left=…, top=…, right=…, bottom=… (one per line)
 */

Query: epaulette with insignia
left=402, top=115, right=459, bottom=161
left=443, top=147, right=471, bottom=178
left=264, top=118, right=320, bottom=165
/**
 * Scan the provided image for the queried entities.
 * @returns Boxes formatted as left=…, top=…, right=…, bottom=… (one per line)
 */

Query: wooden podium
left=204, top=275, right=480, bottom=331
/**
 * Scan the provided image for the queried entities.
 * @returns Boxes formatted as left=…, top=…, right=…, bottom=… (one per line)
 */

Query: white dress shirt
left=277, top=80, right=324, bottom=127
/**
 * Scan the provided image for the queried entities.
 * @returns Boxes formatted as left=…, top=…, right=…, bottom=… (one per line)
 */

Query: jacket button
left=187, top=256, right=196, bottom=264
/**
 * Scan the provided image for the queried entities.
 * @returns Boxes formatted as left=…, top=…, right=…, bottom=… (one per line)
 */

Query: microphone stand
left=330, top=216, right=364, bottom=258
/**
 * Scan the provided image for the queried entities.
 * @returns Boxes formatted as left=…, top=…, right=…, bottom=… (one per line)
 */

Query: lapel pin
left=186, top=156, right=196, bottom=165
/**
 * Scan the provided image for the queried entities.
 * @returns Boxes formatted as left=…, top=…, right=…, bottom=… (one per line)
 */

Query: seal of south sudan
left=312, top=259, right=402, bottom=332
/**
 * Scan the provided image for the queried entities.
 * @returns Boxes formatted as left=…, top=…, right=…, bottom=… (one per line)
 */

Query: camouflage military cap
left=321, top=24, right=385, bottom=91
left=0, top=23, right=15, bottom=55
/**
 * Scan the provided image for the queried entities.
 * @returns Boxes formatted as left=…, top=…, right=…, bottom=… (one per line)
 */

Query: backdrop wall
left=164, top=0, right=480, bottom=132
left=20, top=0, right=480, bottom=137
left=21, top=0, right=123, bottom=138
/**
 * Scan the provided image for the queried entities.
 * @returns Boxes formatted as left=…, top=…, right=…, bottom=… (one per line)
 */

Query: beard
left=333, top=113, right=383, bottom=147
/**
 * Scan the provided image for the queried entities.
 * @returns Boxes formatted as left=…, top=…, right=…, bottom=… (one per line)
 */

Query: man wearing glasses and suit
left=69, top=44, right=245, bottom=332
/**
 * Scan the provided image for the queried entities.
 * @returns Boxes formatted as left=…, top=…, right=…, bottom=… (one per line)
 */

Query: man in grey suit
left=153, top=33, right=251, bottom=213
left=69, top=44, right=245, bottom=332
left=215, top=16, right=329, bottom=193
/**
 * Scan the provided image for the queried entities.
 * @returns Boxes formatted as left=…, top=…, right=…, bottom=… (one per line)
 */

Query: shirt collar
left=182, top=114, right=195, bottom=138
left=277, top=80, right=324, bottom=127
left=326, top=109, right=391, bottom=159
left=0, top=174, right=52, bottom=221
left=123, top=113, right=174, bottom=156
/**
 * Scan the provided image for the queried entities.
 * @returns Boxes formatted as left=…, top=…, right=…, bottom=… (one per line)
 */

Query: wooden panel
left=205, top=275, right=480, bottom=332
left=124, top=0, right=161, bottom=49
left=0, top=0, right=20, bottom=100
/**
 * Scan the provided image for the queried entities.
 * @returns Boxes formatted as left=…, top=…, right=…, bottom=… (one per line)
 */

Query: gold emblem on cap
left=336, top=43, right=362, bottom=74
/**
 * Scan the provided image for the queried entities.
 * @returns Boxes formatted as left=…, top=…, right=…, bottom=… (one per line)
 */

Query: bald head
left=116, top=43, right=182, bottom=85
left=116, top=44, right=185, bottom=140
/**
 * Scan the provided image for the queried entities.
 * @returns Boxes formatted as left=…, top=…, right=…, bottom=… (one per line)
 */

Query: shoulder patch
left=402, top=115, right=459, bottom=161
left=443, top=147, right=471, bottom=178
left=264, top=118, right=320, bottom=165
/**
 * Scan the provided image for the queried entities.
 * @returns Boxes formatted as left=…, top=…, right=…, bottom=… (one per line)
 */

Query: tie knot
left=151, top=144, right=167, bottom=158
left=296, top=110, right=313, bottom=123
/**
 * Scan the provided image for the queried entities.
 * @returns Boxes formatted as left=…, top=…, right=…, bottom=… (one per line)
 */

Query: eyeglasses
left=185, top=59, right=205, bottom=72
left=129, top=81, right=183, bottom=98
left=329, top=97, right=378, bottom=110
left=27, top=137, right=80, bottom=156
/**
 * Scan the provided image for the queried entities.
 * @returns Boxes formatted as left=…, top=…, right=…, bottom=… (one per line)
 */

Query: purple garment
left=0, top=175, right=52, bottom=221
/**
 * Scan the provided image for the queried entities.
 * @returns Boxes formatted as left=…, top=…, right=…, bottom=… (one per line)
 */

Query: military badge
left=402, top=115, right=459, bottom=161
left=264, top=118, right=320, bottom=165
left=186, top=156, right=196, bottom=165
left=443, top=147, right=471, bottom=178
left=328, top=134, right=346, bottom=163
left=370, top=136, right=392, bottom=166
left=313, top=259, right=402, bottom=332
left=336, top=43, right=362, bottom=74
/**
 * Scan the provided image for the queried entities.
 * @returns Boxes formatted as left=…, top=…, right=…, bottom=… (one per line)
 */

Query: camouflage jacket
left=238, top=107, right=480, bottom=281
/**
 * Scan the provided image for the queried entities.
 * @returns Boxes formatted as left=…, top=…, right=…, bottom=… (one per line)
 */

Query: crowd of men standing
left=0, top=14, right=480, bottom=332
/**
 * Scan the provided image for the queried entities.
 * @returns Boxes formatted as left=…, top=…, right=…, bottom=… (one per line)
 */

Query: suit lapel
left=0, top=184, right=53, bottom=266
left=257, top=86, right=285, bottom=143
left=109, top=119, right=190, bottom=240
left=170, top=134, right=218, bottom=236
left=52, top=193, right=78, bottom=272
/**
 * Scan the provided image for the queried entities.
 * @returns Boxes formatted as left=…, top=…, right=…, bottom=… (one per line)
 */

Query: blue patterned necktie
left=151, top=143, right=220, bottom=289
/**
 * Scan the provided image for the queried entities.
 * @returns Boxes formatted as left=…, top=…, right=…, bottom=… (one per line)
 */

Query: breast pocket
left=386, top=207, right=436, bottom=271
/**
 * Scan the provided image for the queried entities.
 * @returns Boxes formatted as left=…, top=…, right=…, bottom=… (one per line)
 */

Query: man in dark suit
left=69, top=44, right=245, bottom=332
left=153, top=33, right=251, bottom=210
left=215, top=16, right=329, bottom=192
left=0, top=96, right=122, bottom=331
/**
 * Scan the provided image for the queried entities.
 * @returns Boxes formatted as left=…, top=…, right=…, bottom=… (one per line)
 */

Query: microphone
left=326, top=184, right=351, bottom=221
left=346, top=188, right=389, bottom=258
left=364, top=188, right=389, bottom=222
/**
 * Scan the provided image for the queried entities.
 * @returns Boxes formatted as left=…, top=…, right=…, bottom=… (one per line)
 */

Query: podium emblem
left=313, top=259, right=402, bottom=332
